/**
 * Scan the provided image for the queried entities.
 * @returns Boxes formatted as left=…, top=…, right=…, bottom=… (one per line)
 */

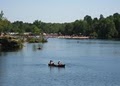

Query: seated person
left=58, top=61, right=62, bottom=65
left=49, top=60, right=54, bottom=65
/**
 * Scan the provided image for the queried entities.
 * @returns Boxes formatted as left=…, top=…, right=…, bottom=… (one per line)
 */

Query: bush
left=0, top=37, right=23, bottom=51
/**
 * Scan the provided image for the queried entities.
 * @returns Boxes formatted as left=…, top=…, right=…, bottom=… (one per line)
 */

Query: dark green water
left=0, top=38, right=120, bottom=86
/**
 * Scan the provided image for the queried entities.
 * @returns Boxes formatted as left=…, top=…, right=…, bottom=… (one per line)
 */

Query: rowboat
left=48, top=63, right=65, bottom=67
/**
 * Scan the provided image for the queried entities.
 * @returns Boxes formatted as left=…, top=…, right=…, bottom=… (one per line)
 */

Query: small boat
left=38, top=47, right=41, bottom=50
left=48, top=63, right=65, bottom=67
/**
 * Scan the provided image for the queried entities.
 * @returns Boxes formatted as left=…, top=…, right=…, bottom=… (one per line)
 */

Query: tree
left=91, top=18, right=99, bottom=38
left=0, top=19, right=12, bottom=35
left=32, top=25, right=41, bottom=35
left=97, top=18, right=118, bottom=39
left=113, top=13, right=120, bottom=38
left=0, top=10, right=4, bottom=20
left=84, top=15, right=92, bottom=25
left=33, top=20, right=42, bottom=29
left=73, top=20, right=81, bottom=35
left=12, top=21, right=25, bottom=34
left=0, top=10, right=120, bottom=39
left=99, top=14, right=104, bottom=20
left=84, top=15, right=93, bottom=36
left=64, top=23, right=74, bottom=35
left=73, top=20, right=87, bottom=36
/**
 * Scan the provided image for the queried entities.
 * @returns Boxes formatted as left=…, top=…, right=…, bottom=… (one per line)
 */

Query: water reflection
left=32, top=44, right=37, bottom=51
left=0, top=52, right=8, bottom=57
left=32, top=43, right=43, bottom=51
left=48, top=66, right=65, bottom=73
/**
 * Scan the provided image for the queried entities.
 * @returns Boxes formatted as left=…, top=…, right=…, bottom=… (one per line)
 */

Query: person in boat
left=49, top=60, right=54, bottom=65
left=58, top=61, right=62, bottom=65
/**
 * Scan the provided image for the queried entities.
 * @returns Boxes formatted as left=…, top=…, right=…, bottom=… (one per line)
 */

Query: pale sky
left=0, top=0, right=120, bottom=23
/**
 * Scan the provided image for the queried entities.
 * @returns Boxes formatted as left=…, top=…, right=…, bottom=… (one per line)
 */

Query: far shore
left=45, top=34, right=90, bottom=39
left=58, top=36, right=89, bottom=39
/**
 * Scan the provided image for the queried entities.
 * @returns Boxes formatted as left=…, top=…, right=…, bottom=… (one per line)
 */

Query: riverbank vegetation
left=27, top=36, right=47, bottom=43
left=0, top=36, right=23, bottom=51
left=0, top=10, right=120, bottom=39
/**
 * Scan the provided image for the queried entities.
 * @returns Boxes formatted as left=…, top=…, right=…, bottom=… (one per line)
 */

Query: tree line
left=0, top=10, right=120, bottom=39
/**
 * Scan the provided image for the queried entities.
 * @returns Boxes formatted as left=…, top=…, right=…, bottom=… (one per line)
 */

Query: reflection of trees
left=49, top=66, right=54, bottom=72
left=49, top=66, right=65, bottom=73
left=0, top=52, right=8, bottom=57
left=32, top=44, right=37, bottom=51
left=58, top=67, right=65, bottom=72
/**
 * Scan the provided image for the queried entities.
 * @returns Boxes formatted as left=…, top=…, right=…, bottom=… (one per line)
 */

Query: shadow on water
left=0, top=52, right=8, bottom=57
left=48, top=66, right=65, bottom=73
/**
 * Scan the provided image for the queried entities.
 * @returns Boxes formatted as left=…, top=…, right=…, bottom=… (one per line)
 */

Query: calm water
left=0, top=38, right=120, bottom=86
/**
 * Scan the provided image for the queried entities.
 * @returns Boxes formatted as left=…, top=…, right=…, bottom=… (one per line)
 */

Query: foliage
left=0, top=10, right=120, bottom=39
left=27, top=37, right=47, bottom=43
left=0, top=36, right=23, bottom=51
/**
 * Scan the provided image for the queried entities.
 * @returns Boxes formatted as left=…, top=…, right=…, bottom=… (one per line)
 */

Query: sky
left=0, top=0, right=120, bottom=23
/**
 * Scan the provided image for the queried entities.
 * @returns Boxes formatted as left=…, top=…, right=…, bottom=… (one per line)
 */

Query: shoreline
left=58, top=36, right=90, bottom=39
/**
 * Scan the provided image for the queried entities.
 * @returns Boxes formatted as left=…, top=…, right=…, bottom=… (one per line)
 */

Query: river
left=0, top=38, right=120, bottom=86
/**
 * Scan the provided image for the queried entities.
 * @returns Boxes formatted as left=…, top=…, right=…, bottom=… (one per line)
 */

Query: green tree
left=0, top=10, right=4, bottom=20
left=91, top=18, right=99, bottom=38
left=0, top=19, right=12, bottom=34
left=64, top=23, right=74, bottom=35
left=32, top=25, right=41, bottom=35
left=99, top=14, right=104, bottom=20
left=84, top=15, right=93, bottom=36
left=97, top=18, right=118, bottom=39
left=113, top=13, right=120, bottom=38
left=73, top=20, right=87, bottom=36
